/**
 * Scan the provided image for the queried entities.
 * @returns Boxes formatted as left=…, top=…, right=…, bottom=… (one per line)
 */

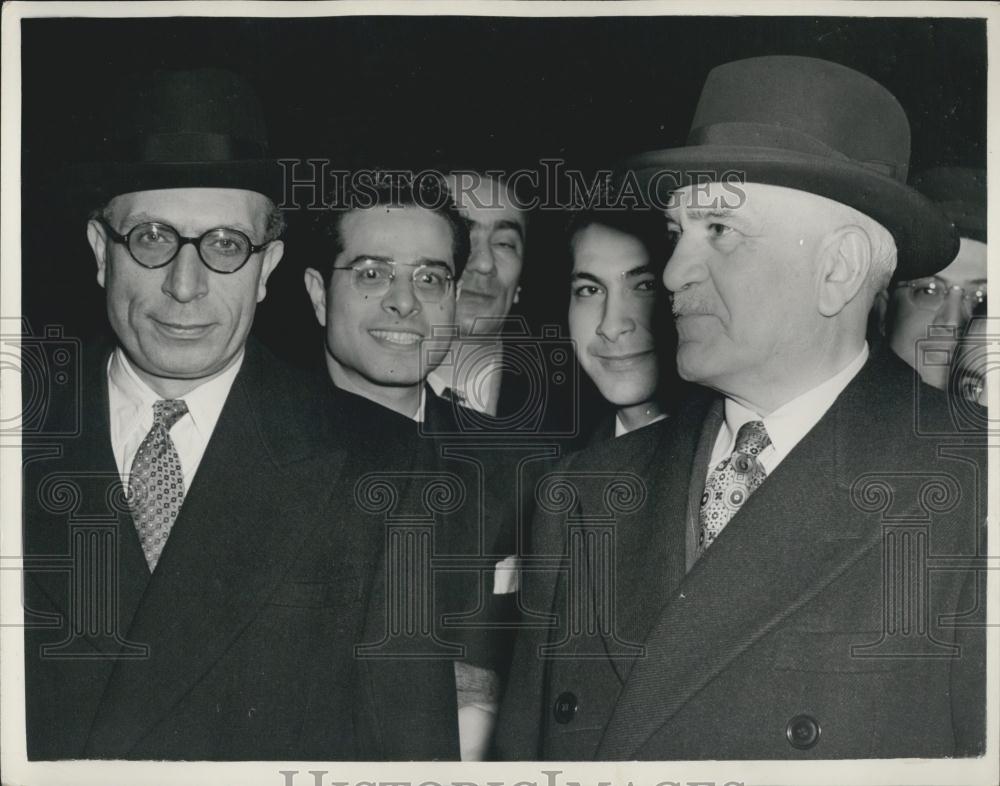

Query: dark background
left=20, top=14, right=987, bottom=378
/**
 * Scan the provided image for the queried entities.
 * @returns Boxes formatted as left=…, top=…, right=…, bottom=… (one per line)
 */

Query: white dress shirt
left=708, top=344, right=870, bottom=475
left=108, top=347, right=243, bottom=492
left=411, top=386, right=427, bottom=423
left=614, top=412, right=668, bottom=438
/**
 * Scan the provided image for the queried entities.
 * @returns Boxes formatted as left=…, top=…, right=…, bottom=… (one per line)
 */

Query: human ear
left=303, top=268, right=328, bottom=327
left=86, top=219, right=109, bottom=289
left=816, top=226, right=871, bottom=317
left=256, top=240, right=285, bottom=303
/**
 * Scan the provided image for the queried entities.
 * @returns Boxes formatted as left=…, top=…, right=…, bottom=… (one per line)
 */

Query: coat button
left=553, top=692, right=578, bottom=723
left=786, top=714, right=820, bottom=749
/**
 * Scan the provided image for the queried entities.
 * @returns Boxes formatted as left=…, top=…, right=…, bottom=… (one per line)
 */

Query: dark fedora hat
left=622, top=55, right=958, bottom=280
left=76, top=68, right=284, bottom=205
left=912, top=166, right=986, bottom=244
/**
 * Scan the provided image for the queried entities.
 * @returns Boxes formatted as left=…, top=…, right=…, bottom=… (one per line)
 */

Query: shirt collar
left=412, top=385, right=427, bottom=423
left=723, top=343, right=870, bottom=457
left=108, top=346, right=245, bottom=438
left=108, top=346, right=158, bottom=421
left=614, top=411, right=668, bottom=438
left=426, top=367, right=449, bottom=400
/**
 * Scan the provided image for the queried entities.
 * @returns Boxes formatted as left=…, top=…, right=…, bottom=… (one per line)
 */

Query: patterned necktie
left=128, top=399, right=188, bottom=571
left=698, top=419, right=771, bottom=554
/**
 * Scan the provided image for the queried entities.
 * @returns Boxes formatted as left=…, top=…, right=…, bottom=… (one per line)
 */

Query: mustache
left=670, top=292, right=716, bottom=318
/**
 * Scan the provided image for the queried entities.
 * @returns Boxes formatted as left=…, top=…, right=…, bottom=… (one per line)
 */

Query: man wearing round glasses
left=89, top=189, right=284, bottom=393
left=24, top=69, right=383, bottom=761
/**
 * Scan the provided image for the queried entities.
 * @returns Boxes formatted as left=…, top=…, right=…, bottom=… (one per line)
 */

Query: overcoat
left=496, top=351, right=987, bottom=759
left=23, top=339, right=417, bottom=759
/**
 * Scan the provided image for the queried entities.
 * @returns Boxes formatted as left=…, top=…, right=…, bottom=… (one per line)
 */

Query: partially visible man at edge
left=877, top=166, right=987, bottom=391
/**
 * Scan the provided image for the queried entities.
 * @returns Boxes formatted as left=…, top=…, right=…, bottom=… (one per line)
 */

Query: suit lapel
left=597, top=368, right=882, bottom=759
left=25, top=345, right=151, bottom=656
left=590, top=396, right=713, bottom=681
left=682, top=399, right=725, bottom=571
left=83, top=344, right=350, bottom=754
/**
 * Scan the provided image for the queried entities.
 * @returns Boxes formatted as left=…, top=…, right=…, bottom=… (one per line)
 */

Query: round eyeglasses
left=97, top=217, right=274, bottom=274
left=331, top=258, right=455, bottom=303
left=896, top=278, right=987, bottom=313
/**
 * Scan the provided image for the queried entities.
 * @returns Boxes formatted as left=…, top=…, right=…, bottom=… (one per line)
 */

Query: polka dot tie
left=698, top=420, right=770, bottom=554
left=127, top=399, right=188, bottom=572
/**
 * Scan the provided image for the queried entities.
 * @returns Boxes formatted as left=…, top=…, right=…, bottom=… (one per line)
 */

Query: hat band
left=113, top=132, right=268, bottom=163
left=688, top=122, right=902, bottom=180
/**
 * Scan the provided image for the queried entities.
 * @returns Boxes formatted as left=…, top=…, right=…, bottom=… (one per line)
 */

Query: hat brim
left=622, top=145, right=959, bottom=280
left=67, top=159, right=288, bottom=208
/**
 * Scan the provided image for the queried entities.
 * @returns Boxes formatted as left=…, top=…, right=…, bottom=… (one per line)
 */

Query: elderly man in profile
left=498, top=55, right=986, bottom=761
left=23, top=68, right=378, bottom=761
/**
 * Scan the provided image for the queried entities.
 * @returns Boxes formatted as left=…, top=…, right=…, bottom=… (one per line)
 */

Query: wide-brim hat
left=621, top=56, right=958, bottom=280
left=74, top=68, right=285, bottom=205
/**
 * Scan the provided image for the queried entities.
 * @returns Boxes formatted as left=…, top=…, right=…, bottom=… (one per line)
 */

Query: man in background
left=566, top=209, right=673, bottom=442
left=878, top=166, right=986, bottom=389
left=428, top=171, right=530, bottom=417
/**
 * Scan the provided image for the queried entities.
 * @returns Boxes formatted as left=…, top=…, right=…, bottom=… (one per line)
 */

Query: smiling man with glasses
left=304, top=177, right=515, bottom=760
left=304, top=176, right=469, bottom=419
left=89, top=189, right=284, bottom=398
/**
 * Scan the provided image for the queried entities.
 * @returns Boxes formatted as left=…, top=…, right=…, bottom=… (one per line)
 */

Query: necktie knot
left=153, top=399, right=188, bottom=431
left=698, top=419, right=771, bottom=555
left=734, top=419, right=770, bottom=458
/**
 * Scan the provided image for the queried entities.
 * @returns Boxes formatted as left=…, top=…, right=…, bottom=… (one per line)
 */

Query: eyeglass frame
left=894, top=277, right=987, bottom=312
left=330, top=257, right=457, bottom=302
left=96, top=217, right=275, bottom=274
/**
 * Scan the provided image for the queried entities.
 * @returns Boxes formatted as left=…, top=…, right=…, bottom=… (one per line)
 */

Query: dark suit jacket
left=430, top=334, right=584, bottom=444
left=496, top=351, right=987, bottom=759
left=22, top=339, right=394, bottom=760
left=329, top=385, right=516, bottom=758
left=425, top=381, right=599, bottom=684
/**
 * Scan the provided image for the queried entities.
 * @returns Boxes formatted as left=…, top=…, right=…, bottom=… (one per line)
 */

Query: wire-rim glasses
left=331, top=258, right=455, bottom=303
left=896, top=277, right=987, bottom=313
